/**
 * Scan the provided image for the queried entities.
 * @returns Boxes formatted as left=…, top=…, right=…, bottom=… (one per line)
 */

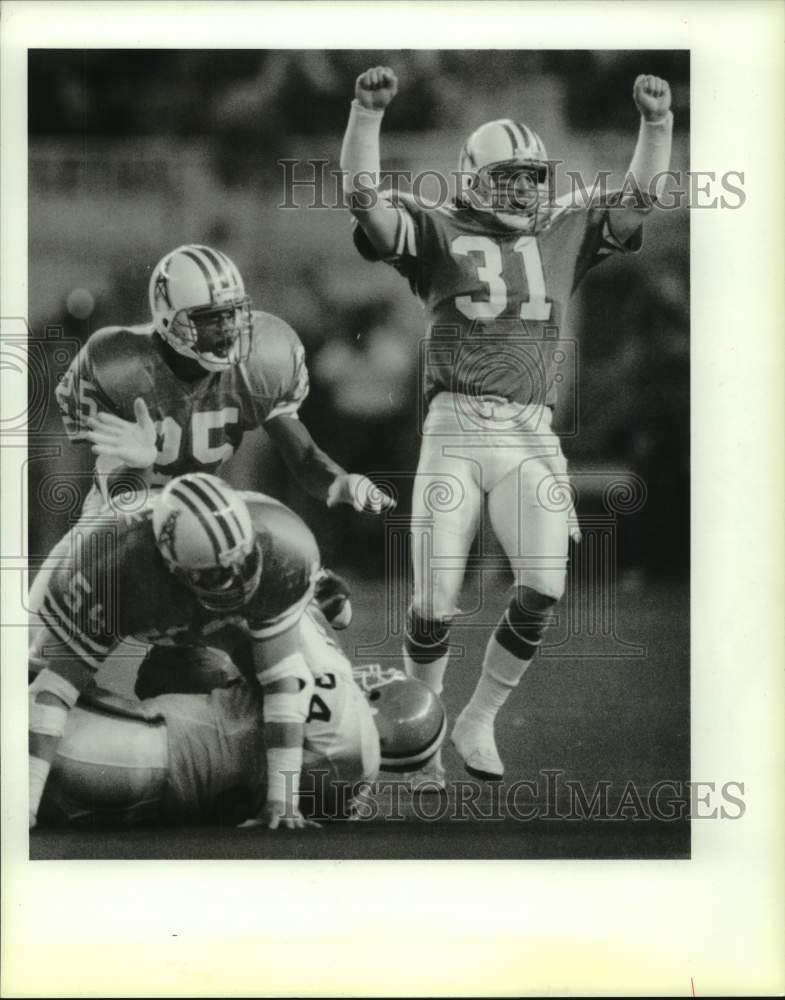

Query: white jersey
left=40, top=618, right=380, bottom=826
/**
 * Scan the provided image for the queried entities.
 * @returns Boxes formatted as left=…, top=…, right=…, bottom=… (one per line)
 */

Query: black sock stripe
left=494, top=619, right=539, bottom=660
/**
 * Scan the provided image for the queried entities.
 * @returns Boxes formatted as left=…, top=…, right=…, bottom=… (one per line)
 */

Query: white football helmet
left=458, top=119, right=554, bottom=232
left=352, top=664, right=447, bottom=772
left=152, top=473, right=262, bottom=612
left=149, top=244, right=253, bottom=371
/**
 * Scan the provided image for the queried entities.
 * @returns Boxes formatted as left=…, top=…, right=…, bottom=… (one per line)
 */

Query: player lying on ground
left=28, top=473, right=348, bottom=831
left=341, top=66, right=672, bottom=782
left=56, top=243, right=394, bottom=516
left=36, top=612, right=446, bottom=827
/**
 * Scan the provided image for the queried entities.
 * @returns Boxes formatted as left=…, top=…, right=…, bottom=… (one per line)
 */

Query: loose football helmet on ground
left=353, top=664, right=447, bottom=771
left=152, top=473, right=262, bottom=612
left=149, top=244, right=253, bottom=371
left=458, top=119, right=554, bottom=232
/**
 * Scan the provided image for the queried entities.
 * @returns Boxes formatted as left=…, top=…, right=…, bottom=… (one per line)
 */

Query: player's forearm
left=28, top=667, right=86, bottom=824
left=627, top=110, right=673, bottom=199
left=340, top=101, right=399, bottom=253
left=261, top=678, right=309, bottom=811
left=266, top=415, right=346, bottom=503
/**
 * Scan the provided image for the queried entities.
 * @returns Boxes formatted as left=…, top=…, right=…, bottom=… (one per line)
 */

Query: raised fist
left=633, top=74, right=672, bottom=122
left=355, top=66, right=398, bottom=111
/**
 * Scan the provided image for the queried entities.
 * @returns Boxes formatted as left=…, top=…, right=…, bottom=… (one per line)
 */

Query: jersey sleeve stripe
left=394, top=206, right=407, bottom=256
left=39, top=602, right=105, bottom=669
left=264, top=400, right=301, bottom=421
left=42, top=592, right=114, bottom=656
left=401, top=210, right=417, bottom=257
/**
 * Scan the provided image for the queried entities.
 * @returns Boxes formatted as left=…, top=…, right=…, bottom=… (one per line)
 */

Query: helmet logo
left=154, top=269, right=173, bottom=310
left=156, top=508, right=179, bottom=564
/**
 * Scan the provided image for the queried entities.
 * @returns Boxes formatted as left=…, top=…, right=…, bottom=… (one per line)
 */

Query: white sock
left=464, top=635, right=533, bottom=725
left=402, top=651, right=448, bottom=696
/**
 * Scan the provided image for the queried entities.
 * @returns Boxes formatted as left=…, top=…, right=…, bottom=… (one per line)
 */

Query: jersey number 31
left=451, top=235, right=552, bottom=322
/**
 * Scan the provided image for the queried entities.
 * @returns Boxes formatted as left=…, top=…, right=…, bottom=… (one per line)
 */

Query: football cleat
left=149, top=244, right=253, bottom=371
left=152, top=473, right=262, bottom=613
left=458, top=119, right=554, bottom=232
left=353, top=664, right=447, bottom=772
left=451, top=708, right=504, bottom=781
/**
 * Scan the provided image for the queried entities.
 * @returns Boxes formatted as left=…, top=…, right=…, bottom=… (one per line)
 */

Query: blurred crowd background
left=27, top=49, right=689, bottom=582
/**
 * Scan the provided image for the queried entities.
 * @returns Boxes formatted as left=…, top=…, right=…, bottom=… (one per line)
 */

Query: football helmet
left=458, top=119, right=554, bottom=232
left=152, top=473, right=262, bottom=613
left=149, top=244, right=253, bottom=371
left=353, top=664, right=447, bottom=772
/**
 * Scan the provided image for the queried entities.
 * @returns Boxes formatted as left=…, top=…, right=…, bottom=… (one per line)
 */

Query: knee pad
left=494, top=586, right=556, bottom=661
left=404, top=607, right=451, bottom=665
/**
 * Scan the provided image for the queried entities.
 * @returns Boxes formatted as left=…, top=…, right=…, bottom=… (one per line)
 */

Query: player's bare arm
left=340, top=65, right=400, bottom=256
left=265, top=412, right=395, bottom=513
left=609, top=74, right=673, bottom=244
left=28, top=649, right=103, bottom=827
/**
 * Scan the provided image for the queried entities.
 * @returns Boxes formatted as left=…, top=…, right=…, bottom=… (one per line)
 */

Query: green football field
left=30, top=573, right=689, bottom=860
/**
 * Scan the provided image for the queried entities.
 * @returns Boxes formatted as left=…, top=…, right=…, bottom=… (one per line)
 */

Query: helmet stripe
left=179, top=477, right=241, bottom=553
left=168, top=484, right=223, bottom=560
left=180, top=248, right=216, bottom=299
left=212, top=248, right=243, bottom=288
left=516, top=122, right=532, bottom=147
left=500, top=121, right=520, bottom=158
left=194, top=245, right=232, bottom=290
left=196, top=474, right=248, bottom=545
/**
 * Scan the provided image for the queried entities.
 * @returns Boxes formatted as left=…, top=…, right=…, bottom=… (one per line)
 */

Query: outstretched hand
left=86, top=396, right=158, bottom=470
left=238, top=801, right=322, bottom=831
left=326, top=473, right=396, bottom=514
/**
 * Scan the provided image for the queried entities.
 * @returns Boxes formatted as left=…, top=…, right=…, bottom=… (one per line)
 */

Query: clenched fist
left=355, top=66, right=398, bottom=111
left=633, top=74, right=672, bottom=122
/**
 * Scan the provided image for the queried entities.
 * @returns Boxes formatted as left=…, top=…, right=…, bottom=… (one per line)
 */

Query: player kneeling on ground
left=28, top=474, right=355, bottom=831
left=36, top=617, right=446, bottom=827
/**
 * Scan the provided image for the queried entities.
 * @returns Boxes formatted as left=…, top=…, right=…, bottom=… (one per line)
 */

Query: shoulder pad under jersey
left=242, top=312, right=308, bottom=419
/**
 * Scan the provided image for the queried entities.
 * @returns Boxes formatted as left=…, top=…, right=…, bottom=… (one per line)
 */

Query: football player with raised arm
left=36, top=612, right=447, bottom=828
left=340, top=66, right=673, bottom=783
left=28, top=473, right=342, bottom=831
left=56, top=243, right=393, bottom=516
